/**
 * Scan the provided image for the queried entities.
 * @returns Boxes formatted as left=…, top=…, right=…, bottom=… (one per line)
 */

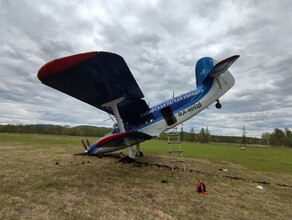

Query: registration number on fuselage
left=178, top=102, right=202, bottom=117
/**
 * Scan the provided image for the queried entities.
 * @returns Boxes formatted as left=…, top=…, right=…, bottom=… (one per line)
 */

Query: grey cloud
left=0, top=0, right=291, bottom=137
left=130, top=33, right=160, bottom=49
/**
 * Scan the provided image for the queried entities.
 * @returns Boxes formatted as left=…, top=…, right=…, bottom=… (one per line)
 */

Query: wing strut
left=102, top=97, right=125, bottom=132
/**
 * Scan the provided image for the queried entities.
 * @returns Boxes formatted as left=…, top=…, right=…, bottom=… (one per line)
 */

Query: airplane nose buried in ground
left=87, top=143, right=98, bottom=155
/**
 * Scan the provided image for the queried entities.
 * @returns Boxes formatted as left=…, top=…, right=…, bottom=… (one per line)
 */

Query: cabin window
left=161, top=106, right=177, bottom=126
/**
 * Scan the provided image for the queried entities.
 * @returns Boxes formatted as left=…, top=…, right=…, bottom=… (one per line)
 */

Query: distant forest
left=0, top=124, right=291, bottom=147
left=0, top=124, right=112, bottom=137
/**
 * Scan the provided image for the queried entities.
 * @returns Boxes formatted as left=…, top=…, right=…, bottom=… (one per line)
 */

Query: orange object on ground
left=196, top=180, right=207, bottom=195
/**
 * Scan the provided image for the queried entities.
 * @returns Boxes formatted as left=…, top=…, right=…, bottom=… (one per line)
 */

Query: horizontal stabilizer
left=207, top=55, right=240, bottom=79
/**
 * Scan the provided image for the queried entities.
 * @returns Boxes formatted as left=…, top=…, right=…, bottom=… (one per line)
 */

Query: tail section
left=195, top=55, right=239, bottom=88
left=195, top=57, right=214, bottom=87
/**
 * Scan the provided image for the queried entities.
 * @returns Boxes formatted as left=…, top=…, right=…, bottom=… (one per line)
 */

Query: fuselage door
left=161, top=106, right=177, bottom=126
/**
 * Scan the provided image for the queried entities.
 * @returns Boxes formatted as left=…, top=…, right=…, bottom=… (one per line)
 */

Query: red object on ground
left=196, top=180, right=207, bottom=195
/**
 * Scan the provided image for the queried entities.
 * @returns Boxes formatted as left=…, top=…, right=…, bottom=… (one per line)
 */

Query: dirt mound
left=118, top=156, right=135, bottom=164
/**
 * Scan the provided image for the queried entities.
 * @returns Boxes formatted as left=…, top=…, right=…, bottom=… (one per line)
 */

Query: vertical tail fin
left=195, top=55, right=240, bottom=88
left=195, top=57, right=214, bottom=88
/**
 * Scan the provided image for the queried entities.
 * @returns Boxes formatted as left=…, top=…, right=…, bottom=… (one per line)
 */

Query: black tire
left=215, top=102, right=222, bottom=109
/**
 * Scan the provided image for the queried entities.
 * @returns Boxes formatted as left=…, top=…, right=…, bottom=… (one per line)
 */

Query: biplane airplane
left=37, top=52, right=239, bottom=158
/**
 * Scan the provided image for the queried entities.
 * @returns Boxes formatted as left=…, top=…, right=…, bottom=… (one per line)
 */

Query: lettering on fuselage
left=178, top=102, right=202, bottom=117
left=140, top=89, right=203, bottom=117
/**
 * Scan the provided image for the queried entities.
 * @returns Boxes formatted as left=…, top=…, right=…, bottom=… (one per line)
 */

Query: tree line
left=262, top=128, right=292, bottom=147
left=158, top=126, right=264, bottom=145
left=0, top=124, right=291, bottom=147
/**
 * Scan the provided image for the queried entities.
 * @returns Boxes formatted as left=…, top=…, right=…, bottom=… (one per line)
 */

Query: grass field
left=140, top=140, right=292, bottom=174
left=0, top=133, right=291, bottom=219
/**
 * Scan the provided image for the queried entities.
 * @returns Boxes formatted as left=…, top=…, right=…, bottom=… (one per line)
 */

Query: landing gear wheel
left=215, top=100, right=222, bottom=109
left=137, top=151, right=143, bottom=157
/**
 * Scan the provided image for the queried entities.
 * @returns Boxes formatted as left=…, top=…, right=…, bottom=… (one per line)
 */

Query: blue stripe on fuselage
left=134, top=78, right=214, bottom=131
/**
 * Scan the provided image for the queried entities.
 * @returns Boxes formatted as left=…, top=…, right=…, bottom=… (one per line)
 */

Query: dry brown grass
left=0, top=139, right=291, bottom=219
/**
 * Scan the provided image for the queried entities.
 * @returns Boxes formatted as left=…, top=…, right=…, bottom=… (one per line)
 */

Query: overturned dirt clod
left=118, top=156, right=135, bottom=164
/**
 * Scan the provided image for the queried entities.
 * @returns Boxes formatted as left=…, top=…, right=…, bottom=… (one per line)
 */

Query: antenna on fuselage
left=172, top=91, right=175, bottom=98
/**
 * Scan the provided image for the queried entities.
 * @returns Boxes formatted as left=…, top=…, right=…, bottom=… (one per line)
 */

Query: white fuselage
left=138, top=69, right=235, bottom=137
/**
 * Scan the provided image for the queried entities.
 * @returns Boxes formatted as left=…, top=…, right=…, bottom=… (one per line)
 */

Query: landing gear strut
left=215, top=100, right=222, bottom=109
left=129, top=144, right=143, bottom=159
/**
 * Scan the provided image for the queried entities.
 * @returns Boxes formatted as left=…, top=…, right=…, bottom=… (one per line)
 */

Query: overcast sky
left=1, top=0, right=291, bottom=137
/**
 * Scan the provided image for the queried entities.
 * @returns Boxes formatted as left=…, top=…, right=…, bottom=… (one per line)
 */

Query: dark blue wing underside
left=39, top=52, right=149, bottom=125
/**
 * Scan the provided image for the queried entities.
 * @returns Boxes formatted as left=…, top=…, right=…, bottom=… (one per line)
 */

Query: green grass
left=1, top=133, right=292, bottom=219
left=0, top=133, right=88, bottom=146
left=1, top=133, right=291, bottom=174
left=140, top=140, right=292, bottom=174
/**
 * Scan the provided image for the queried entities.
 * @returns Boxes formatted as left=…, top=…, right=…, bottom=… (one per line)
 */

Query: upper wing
left=37, top=51, right=149, bottom=125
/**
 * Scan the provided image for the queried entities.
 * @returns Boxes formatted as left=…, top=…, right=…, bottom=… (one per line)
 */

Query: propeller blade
left=86, top=139, right=90, bottom=148
left=80, top=138, right=87, bottom=150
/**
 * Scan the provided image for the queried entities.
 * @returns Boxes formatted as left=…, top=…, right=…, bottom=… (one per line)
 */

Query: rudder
left=195, top=57, right=214, bottom=88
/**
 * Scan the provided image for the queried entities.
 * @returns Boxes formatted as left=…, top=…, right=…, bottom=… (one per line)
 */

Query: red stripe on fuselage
left=96, top=131, right=130, bottom=146
left=37, top=51, right=97, bottom=79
